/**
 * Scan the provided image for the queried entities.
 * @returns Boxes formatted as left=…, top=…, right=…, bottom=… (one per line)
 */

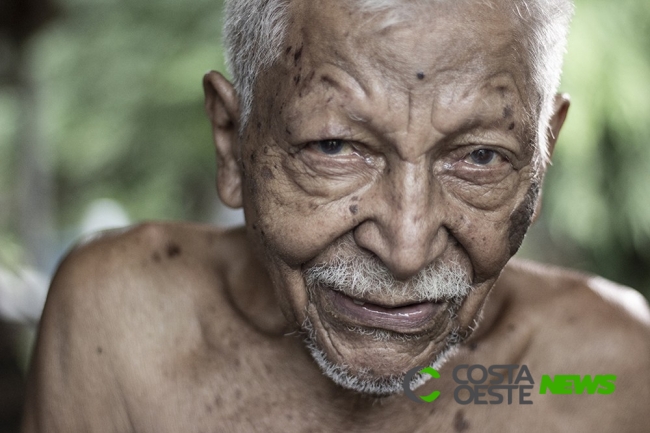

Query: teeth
left=353, top=299, right=365, bottom=306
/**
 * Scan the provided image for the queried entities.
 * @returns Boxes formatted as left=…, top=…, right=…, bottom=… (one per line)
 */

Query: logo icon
left=403, top=366, right=440, bottom=403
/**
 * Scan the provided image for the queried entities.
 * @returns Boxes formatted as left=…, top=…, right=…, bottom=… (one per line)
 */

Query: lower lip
left=325, top=289, right=445, bottom=333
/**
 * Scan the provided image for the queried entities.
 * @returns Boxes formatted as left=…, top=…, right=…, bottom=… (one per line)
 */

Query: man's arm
left=22, top=236, right=135, bottom=433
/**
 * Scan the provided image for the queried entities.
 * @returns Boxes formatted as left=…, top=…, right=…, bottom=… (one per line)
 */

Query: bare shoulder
left=499, top=258, right=650, bottom=363
left=493, top=258, right=650, bottom=429
left=500, top=258, right=650, bottom=338
left=23, top=222, right=253, bottom=432
left=39, top=221, right=242, bottom=338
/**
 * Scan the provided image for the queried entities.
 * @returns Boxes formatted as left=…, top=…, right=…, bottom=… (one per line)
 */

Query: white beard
left=302, top=317, right=461, bottom=396
left=301, top=249, right=473, bottom=395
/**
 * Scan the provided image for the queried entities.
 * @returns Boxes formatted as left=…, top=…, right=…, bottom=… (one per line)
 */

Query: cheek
left=444, top=180, right=535, bottom=281
left=450, top=209, right=513, bottom=281
left=507, top=182, right=539, bottom=255
left=244, top=157, right=360, bottom=267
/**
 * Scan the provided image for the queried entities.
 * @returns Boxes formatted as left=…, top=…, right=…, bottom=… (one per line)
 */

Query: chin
left=301, top=311, right=464, bottom=396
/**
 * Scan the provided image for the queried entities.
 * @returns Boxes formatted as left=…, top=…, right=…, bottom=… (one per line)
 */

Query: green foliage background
left=1, top=0, right=649, bottom=297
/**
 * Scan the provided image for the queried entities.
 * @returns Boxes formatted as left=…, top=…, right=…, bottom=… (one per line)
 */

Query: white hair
left=223, top=0, right=574, bottom=160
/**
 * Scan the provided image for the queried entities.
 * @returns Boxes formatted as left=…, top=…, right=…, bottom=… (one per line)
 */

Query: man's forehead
left=274, top=0, right=536, bottom=141
left=286, top=0, right=535, bottom=106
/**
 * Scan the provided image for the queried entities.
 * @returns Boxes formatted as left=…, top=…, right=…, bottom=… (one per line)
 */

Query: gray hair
left=223, top=0, right=573, bottom=160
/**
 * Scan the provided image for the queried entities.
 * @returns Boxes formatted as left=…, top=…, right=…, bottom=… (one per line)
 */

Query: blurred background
left=0, top=0, right=649, bottom=430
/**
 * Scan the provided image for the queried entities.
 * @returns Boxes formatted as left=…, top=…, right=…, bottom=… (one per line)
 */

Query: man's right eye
left=310, top=139, right=354, bottom=156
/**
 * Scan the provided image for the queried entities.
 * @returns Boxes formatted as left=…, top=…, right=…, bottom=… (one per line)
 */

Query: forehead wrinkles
left=295, top=0, right=535, bottom=103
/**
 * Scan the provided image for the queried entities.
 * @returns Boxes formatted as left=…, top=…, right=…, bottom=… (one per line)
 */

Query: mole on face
left=416, top=72, right=425, bottom=80
left=507, top=182, right=539, bottom=255
left=261, top=166, right=274, bottom=180
left=349, top=204, right=359, bottom=215
left=293, top=45, right=303, bottom=66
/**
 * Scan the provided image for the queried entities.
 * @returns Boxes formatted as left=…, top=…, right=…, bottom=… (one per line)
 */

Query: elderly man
left=22, top=0, right=650, bottom=431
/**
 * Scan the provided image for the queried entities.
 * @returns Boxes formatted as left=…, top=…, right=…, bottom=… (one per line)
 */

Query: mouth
left=319, top=286, right=448, bottom=334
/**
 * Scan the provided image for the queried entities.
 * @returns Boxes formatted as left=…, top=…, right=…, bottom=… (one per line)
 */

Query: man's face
left=220, top=0, right=565, bottom=393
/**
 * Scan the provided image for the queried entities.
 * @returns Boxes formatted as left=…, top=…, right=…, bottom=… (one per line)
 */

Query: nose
left=353, top=160, right=448, bottom=280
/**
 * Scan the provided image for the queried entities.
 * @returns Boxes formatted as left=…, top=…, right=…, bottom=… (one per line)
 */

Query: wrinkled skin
left=22, top=1, right=650, bottom=432
left=216, top=0, right=560, bottom=379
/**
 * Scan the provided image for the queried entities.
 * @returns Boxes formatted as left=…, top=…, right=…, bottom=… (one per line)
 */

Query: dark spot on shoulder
left=349, top=204, right=358, bottom=215
left=453, top=409, right=470, bottom=432
left=261, top=166, right=274, bottom=180
left=97, top=346, right=103, bottom=354
left=502, top=106, right=513, bottom=118
left=508, top=122, right=515, bottom=130
left=152, top=252, right=161, bottom=263
left=167, top=243, right=182, bottom=258
left=468, top=342, right=478, bottom=351
left=507, top=182, right=539, bottom=255
left=416, top=72, right=425, bottom=80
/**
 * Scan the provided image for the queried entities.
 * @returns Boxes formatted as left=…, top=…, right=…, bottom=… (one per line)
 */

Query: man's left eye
left=310, top=139, right=354, bottom=156
left=466, top=149, right=500, bottom=166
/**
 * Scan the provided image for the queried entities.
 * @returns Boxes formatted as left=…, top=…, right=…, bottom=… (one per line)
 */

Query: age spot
left=453, top=409, right=470, bottom=432
left=293, top=45, right=303, bottom=65
left=507, top=182, right=539, bottom=255
left=349, top=204, right=359, bottom=215
left=261, top=166, right=274, bottom=180
left=167, top=243, right=182, bottom=258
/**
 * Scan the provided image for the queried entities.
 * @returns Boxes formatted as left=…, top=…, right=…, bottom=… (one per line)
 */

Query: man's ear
left=531, top=93, right=571, bottom=224
left=546, top=93, right=570, bottom=158
left=203, top=70, right=243, bottom=208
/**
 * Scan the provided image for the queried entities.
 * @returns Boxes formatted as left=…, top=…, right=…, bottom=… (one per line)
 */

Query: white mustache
left=304, top=255, right=472, bottom=303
